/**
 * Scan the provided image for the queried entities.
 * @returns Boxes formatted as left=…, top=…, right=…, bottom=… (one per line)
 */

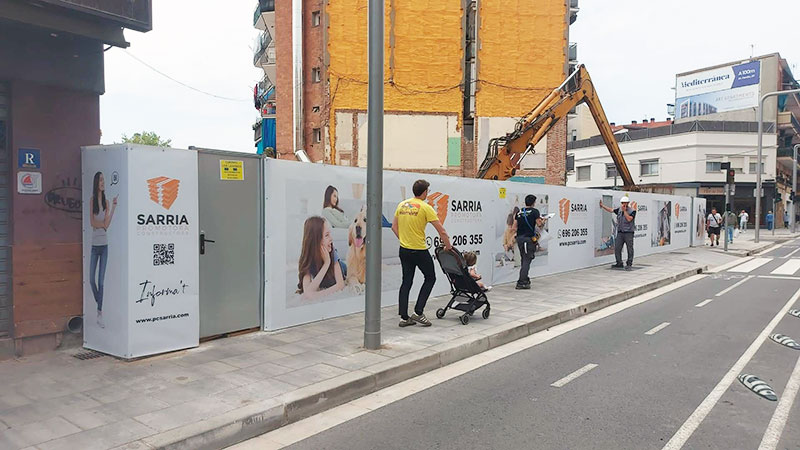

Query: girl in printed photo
left=297, top=216, right=345, bottom=300
left=322, top=185, right=350, bottom=229
left=89, top=171, right=118, bottom=329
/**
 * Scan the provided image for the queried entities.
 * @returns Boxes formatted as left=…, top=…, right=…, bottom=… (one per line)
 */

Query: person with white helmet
left=599, top=196, right=637, bottom=270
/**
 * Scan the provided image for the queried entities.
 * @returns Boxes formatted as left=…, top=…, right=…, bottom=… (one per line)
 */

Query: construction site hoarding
left=82, top=144, right=199, bottom=359
left=263, top=158, right=692, bottom=330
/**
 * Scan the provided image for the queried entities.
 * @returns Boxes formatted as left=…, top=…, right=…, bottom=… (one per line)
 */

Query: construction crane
left=477, top=64, right=636, bottom=190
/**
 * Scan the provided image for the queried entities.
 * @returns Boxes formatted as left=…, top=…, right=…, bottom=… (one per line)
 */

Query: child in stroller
left=434, top=246, right=491, bottom=325
left=463, top=251, right=491, bottom=292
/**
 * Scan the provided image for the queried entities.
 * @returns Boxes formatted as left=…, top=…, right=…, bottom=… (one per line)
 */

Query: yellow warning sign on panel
left=220, top=160, right=244, bottom=180
left=498, top=187, right=506, bottom=199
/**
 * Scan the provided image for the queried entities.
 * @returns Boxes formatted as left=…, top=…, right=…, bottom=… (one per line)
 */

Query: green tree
left=119, top=131, right=172, bottom=147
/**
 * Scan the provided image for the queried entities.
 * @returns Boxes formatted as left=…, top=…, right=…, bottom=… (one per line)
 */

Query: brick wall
left=302, top=0, right=326, bottom=162
left=275, top=0, right=294, bottom=159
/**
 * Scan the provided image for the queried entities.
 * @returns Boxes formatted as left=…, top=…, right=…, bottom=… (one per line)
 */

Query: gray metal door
left=198, top=151, right=262, bottom=337
left=0, top=83, right=10, bottom=337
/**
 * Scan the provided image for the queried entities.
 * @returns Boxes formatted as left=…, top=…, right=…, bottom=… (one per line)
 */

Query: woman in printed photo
left=321, top=185, right=350, bottom=229
left=297, top=216, right=345, bottom=300
left=89, top=171, right=118, bottom=329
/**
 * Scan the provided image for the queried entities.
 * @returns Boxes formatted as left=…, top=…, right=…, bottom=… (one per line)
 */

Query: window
left=311, top=67, right=321, bottom=83
left=750, top=159, right=766, bottom=174
left=311, top=105, right=320, bottom=113
left=640, top=159, right=659, bottom=176
left=576, top=165, right=591, bottom=181
left=605, top=163, right=617, bottom=179
left=312, top=128, right=322, bottom=143
left=311, top=11, right=321, bottom=27
left=705, top=156, right=722, bottom=173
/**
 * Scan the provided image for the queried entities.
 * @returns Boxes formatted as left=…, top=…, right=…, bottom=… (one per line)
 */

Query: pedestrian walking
left=707, top=207, right=722, bottom=246
left=784, top=210, right=790, bottom=228
left=767, top=210, right=774, bottom=231
left=599, top=196, right=636, bottom=270
left=725, top=210, right=737, bottom=244
left=392, top=179, right=452, bottom=328
left=739, top=210, right=748, bottom=232
left=513, top=195, right=542, bottom=289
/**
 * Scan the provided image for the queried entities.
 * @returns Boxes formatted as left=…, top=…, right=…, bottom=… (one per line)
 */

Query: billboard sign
left=675, top=60, right=761, bottom=119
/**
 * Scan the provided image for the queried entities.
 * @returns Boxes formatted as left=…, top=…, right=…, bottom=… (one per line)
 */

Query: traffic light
left=776, top=192, right=782, bottom=203
left=726, top=168, right=735, bottom=184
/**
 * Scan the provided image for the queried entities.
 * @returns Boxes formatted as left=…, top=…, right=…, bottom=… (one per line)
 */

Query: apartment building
left=252, top=0, right=580, bottom=183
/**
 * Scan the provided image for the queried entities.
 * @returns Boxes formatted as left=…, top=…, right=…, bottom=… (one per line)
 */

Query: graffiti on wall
left=45, top=176, right=82, bottom=220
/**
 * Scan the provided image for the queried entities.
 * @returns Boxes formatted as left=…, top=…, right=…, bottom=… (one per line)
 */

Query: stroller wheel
left=436, top=308, right=446, bottom=319
left=460, top=314, right=470, bottom=325
left=482, top=307, right=490, bottom=320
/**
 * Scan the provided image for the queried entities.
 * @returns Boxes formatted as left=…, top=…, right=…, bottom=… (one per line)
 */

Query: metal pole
left=724, top=184, right=729, bottom=252
left=756, top=88, right=800, bottom=243
left=793, top=144, right=799, bottom=233
left=364, top=0, right=384, bottom=350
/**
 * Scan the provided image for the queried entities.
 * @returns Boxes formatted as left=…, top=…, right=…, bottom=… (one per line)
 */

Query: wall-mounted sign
left=17, top=171, right=42, bottom=194
left=698, top=187, right=725, bottom=196
left=220, top=160, right=244, bottom=180
left=18, top=148, right=41, bottom=169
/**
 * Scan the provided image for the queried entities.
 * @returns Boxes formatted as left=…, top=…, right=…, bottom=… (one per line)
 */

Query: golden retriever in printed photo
left=346, top=206, right=367, bottom=287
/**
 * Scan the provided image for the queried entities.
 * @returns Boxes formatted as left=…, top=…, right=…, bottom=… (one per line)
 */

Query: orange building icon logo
left=426, top=192, right=450, bottom=224
left=675, top=203, right=681, bottom=219
left=147, top=176, right=180, bottom=210
left=559, top=198, right=571, bottom=224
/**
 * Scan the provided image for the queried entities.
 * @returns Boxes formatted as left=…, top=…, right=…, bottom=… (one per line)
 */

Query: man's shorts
left=708, top=226, right=721, bottom=237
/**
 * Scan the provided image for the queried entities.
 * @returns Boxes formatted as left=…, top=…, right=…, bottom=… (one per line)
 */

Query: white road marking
left=231, top=274, right=707, bottom=450
left=645, top=322, right=671, bottom=335
left=759, top=243, right=787, bottom=256
left=662, top=286, right=800, bottom=450
left=550, top=364, right=599, bottom=388
left=715, top=276, right=755, bottom=297
left=729, top=258, right=772, bottom=273
left=782, top=247, right=800, bottom=259
left=758, top=275, right=800, bottom=281
left=695, top=299, right=713, bottom=308
left=758, top=354, right=800, bottom=450
left=706, top=256, right=753, bottom=274
left=772, top=259, right=800, bottom=275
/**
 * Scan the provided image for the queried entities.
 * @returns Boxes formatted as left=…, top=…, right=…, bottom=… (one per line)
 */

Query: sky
left=99, top=0, right=800, bottom=151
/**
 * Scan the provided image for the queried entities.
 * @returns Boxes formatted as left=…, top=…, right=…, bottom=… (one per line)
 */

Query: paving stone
left=220, top=349, right=290, bottom=369
left=214, top=378, right=298, bottom=408
left=134, top=397, right=238, bottom=433
left=274, top=363, right=351, bottom=388
left=271, top=350, right=345, bottom=370
left=37, top=419, right=155, bottom=450
left=83, top=384, right=135, bottom=404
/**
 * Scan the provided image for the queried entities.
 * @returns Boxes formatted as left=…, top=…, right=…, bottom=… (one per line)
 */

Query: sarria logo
left=559, top=198, right=570, bottom=224
left=147, top=176, right=180, bottom=210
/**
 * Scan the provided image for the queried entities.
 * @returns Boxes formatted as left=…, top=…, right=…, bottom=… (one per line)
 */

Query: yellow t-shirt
left=395, top=197, right=439, bottom=250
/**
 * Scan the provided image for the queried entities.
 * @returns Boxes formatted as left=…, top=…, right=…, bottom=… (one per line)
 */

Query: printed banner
left=83, top=145, right=199, bottom=359
left=675, top=60, right=761, bottom=119
left=264, top=159, right=696, bottom=331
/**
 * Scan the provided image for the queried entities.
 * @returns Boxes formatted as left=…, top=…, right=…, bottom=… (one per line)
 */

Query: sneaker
left=625, top=265, right=632, bottom=271
left=411, top=313, right=432, bottom=327
left=399, top=318, right=416, bottom=327
left=484, top=286, right=493, bottom=292
left=611, top=263, right=624, bottom=269
left=516, top=283, right=531, bottom=290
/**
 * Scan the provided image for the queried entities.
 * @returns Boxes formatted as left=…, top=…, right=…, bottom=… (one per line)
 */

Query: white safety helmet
left=620, top=196, right=630, bottom=203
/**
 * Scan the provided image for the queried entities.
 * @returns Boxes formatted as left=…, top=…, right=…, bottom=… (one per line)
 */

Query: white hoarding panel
left=83, top=145, right=199, bottom=359
left=263, top=159, right=700, bottom=331
left=691, top=197, right=708, bottom=247
left=675, top=60, right=761, bottom=119
left=127, top=146, right=199, bottom=358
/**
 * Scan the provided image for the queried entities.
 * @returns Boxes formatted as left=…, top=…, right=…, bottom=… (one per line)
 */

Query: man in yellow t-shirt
left=392, top=179, right=451, bottom=328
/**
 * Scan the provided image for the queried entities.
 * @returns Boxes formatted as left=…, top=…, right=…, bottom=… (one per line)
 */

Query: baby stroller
left=434, top=246, right=490, bottom=325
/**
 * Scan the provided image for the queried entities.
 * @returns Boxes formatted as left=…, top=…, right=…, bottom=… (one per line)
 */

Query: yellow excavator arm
left=477, top=65, right=636, bottom=190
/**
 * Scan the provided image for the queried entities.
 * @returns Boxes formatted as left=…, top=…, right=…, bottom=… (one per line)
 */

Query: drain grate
left=72, top=350, right=105, bottom=360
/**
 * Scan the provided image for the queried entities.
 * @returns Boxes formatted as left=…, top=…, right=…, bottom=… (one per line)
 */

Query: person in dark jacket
left=599, top=196, right=637, bottom=270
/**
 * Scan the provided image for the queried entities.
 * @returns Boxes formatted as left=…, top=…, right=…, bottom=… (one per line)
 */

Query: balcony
left=253, top=31, right=276, bottom=81
left=569, top=0, right=579, bottom=24
left=253, top=0, right=276, bottom=33
left=568, top=42, right=577, bottom=62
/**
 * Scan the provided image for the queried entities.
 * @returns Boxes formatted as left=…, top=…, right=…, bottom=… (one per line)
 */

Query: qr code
left=153, top=243, right=175, bottom=266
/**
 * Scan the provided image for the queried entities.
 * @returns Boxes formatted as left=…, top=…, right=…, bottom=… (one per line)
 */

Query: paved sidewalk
left=0, top=241, right=790, bottom=450
left=704, top=228, right=797, bottom=256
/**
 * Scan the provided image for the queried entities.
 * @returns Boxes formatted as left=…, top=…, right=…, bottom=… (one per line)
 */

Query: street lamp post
left=756, top=88, right=800, bottom=243
left=364, top=0, right=384, bottom=350
left=793, top=144, right=800, bottom=233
